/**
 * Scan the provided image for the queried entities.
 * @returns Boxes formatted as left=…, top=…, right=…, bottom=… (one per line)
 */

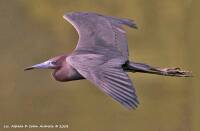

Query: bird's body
left=25, top=12, right=191, bottom=109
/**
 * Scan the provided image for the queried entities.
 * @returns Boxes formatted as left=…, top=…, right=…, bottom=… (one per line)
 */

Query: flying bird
left=25, top=12, right=191, bottom=109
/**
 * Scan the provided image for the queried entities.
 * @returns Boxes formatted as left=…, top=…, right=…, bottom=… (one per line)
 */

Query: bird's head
left=24, top=54, right=67, bottom=71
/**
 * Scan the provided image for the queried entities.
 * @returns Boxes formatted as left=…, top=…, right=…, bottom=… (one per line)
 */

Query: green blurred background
left=0, top=0, right=199, bottom=131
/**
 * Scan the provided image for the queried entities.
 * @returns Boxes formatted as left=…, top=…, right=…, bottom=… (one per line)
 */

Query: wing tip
left=120, top=19, right=138, bottom=29
left=125, top=99, right=140, bottom=110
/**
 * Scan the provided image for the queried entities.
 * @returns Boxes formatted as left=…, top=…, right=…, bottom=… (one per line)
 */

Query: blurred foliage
left=0, top=0, right=199, bottom=131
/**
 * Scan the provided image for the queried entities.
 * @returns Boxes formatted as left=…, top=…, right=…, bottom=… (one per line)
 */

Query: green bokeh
left=0, top=0, right=199, bottom=131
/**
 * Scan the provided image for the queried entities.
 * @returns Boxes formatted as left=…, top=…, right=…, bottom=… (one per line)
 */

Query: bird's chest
left=52, top=64, right=84, bottom=82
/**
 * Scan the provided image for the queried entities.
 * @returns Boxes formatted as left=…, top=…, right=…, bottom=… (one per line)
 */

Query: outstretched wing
left=63, top=12, right=137, bottom=59
left=66, top=54, right=139, bottom=109
left=64, top=12, right=139, bottom=108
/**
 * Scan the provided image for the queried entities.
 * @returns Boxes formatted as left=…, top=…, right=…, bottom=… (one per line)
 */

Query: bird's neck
left=52, top=62, right=84, bottom=82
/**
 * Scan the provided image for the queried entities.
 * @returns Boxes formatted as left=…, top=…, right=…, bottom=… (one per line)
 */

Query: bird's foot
left=154, top=67, right=192, bottom=77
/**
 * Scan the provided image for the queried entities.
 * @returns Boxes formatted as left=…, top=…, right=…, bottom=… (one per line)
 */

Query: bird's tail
left=124, top=61, right=192, bottom=77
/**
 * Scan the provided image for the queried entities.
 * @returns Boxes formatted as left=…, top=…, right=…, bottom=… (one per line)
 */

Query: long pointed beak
left=24, top=60, right=54, bottom=71
left=24, top=66, right=35, bottom=71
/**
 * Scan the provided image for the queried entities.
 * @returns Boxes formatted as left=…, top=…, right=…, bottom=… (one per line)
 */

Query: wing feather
left=67, top=55, right=139, bottom=109
left=64, top=12, right=139, bottom=109
left=63, top=12, right=137, bottom=59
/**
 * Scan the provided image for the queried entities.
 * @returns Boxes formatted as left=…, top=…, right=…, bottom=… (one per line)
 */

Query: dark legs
left=124, top=61, right=192, bottom=77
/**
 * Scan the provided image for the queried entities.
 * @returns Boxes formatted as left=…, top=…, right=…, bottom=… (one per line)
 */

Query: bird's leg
left=151, top=67, right=192, bottom=77
left=126, top=61, right=192, bottom=77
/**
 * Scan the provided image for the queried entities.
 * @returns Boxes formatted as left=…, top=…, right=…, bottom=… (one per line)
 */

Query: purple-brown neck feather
left=51, top=54, right=84, bottom=82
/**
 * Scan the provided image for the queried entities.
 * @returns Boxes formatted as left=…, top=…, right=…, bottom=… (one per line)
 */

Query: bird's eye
left=51, top=61, right=57, bottom=65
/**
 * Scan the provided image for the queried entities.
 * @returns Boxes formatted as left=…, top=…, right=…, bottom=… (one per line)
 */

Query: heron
left=25, top=12, right=191, bottom=109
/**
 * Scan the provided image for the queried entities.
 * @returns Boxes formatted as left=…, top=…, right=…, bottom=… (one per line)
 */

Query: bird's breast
left=52, top=63, right=84, bottom=82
